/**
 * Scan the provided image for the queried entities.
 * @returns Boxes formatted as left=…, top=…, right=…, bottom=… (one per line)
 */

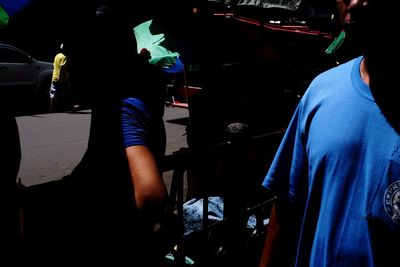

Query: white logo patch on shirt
left=384, top=180, right=400, bottom=224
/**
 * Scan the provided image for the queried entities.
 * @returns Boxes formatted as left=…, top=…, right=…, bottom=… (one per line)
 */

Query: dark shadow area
left=166, top=116, right=190, bottom=126
left=64, top=109, right=91, bottom=115
left=0, top=0, right=191, bottom=62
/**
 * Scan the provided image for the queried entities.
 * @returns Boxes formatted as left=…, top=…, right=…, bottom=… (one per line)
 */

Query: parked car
left=0, top=43, right=53, bottom=112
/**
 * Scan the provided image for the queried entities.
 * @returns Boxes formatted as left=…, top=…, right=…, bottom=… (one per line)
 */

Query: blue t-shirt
left=263, top=56, right=400, bottom=266
left=121, top=97, right=166, bottom=169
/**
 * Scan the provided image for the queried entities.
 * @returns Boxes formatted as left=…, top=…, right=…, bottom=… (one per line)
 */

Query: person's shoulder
left=302, top=56, right=362, bottom=104
left=121, top=97, right=153, bottom=121
left=306, top=56, right=361, bottom=92
left=122, top=97, right=144, bottom=106
left=316, top=56, right=361, bottom=81
left=122, top=97, right=147, bottom=112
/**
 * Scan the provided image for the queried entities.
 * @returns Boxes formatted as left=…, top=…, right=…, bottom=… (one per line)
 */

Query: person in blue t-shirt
left=62, top=3, right=168, bottom=264
left=259, top=1, right=400, bottom=266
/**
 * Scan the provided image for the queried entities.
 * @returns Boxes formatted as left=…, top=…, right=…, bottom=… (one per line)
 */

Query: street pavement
left=16, top=106, right=189, bottom=187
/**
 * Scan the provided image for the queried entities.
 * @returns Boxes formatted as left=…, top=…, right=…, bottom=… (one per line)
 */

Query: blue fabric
left=121, top=97, right=166, bottom=168
left=122, top=97, right=149, bottom=147
left=182, top=196, right=267, bottom=236
left=263, top=56, right=400, bottom=267
left=183, top=196, right=224, bottom=236
left=162, top=57, right=184, bottom=74
left=0, top=0, right=33, bottom=16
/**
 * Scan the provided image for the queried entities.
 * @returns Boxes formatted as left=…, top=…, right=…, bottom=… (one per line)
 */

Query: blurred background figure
left=49, top=42, right=70, bottom=112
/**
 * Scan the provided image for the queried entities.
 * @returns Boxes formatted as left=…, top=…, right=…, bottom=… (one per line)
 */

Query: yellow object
left=52, top=52, right=68, bottom=83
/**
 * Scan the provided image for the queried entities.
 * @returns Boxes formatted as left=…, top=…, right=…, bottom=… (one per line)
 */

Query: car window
left=0, top=47, right=31, bottom=63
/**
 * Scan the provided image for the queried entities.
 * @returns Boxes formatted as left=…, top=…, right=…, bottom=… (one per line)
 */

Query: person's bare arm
left=259, top=202, right=291, bottom=267
left=126, top=145, right=168, bottom=213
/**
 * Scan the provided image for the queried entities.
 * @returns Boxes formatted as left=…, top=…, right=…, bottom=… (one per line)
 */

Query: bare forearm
left=126, top=146, right=168, bottom=213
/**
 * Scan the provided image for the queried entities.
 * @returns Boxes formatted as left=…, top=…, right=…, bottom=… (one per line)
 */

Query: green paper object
left=325, top=30, right=346, bottom=55
left=0, top=6, right=10, bottom=29
left=133, top=19, right=180, bottom=67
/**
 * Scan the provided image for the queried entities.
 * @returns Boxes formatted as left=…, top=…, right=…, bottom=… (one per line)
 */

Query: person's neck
left=360, top=57, right=370, bottom=86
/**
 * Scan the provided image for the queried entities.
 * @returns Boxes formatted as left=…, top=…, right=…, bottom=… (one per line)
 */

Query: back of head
left=352, top=0, right=400, bottom=131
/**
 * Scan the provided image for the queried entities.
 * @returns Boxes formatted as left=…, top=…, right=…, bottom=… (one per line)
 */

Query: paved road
left=16, top=106, right=189, bottom=187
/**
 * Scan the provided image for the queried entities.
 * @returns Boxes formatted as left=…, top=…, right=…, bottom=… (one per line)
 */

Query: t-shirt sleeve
left=121, top=97, right=150, bottom=148
left=262, top=101, right=308, bottom=205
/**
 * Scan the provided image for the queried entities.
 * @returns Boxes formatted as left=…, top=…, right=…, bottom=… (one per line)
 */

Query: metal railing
left=161, top=128, right=284, bottom=266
